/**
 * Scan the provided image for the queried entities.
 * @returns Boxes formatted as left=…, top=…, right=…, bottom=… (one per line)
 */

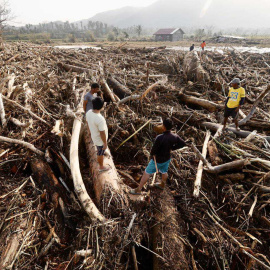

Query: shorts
left=224, top=107, right=238, bottom=119
left=145, top=159, right=171, bottom=175
left=96, top=146, right=105, bottom=156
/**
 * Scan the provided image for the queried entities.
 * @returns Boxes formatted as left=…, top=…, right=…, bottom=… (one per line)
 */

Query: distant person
left=222, top=78, right=245, bottom=132
left=83, top=83, right=100, bottom=113
left=86, top=97, right=110, bottom=172
left=129, top=118, right=186, bottom=195
left=200, top=41, right=206, bottom=51
left=190, top=44, right=195, bottom=51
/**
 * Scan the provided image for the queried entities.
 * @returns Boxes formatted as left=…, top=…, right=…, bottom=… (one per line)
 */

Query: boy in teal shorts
left=130, top=118, right=186, bottom=195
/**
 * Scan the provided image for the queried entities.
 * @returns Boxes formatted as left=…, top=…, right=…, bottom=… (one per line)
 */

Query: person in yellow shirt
left=222, top=78, right=245, bottom=132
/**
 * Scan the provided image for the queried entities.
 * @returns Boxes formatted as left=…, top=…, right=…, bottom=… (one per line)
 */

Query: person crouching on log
left=222, top=78, right=245, bottom=132
left=86, top=97, right=110, bottom=172
left=130, top=118, right=186, bottom=195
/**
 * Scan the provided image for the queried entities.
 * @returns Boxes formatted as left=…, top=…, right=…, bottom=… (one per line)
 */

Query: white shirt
left=86, top=110, right=108, bottom=146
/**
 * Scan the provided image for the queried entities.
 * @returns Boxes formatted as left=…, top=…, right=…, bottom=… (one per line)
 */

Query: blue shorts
left=145, top=159, right=171, bottom=174
left=96, top=146, right=105, bottom=156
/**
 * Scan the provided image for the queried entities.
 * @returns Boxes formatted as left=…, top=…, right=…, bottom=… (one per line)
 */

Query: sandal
left=129, top=189, right=142, bottom=195
left=153, top=183, right=165, bottom=190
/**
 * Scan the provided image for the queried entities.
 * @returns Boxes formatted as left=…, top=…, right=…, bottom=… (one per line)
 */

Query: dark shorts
left=96, top=146, right=105, bottom=156
left=224, top=107, right=238, bottom=119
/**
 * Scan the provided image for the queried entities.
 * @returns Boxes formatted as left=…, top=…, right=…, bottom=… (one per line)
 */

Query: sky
left=7, top=0, right=157, bottom=26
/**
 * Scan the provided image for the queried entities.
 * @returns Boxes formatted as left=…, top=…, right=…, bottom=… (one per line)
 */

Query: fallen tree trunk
left=201, top=122, right=270, bottom=143
left=107, top=77, right=132, bottom=99
left=152, top=190, right=189, bottom=270
left=83, top=126, right=126, bottom=204
left=70, top=117, right=106, bottom=222
left=178, top=92, right=222, bottom=112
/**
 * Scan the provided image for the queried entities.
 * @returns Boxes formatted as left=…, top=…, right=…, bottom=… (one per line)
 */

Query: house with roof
left=153, top=28, right=185, bottom=41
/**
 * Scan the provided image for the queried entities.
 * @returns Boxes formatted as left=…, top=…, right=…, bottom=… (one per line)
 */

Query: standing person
left=190, top=44, right=195, bottom=51
left=222, top=78, right=245, bottom=132
left=130, top=118, right=186, bottom=195
left=86, top=97, right=110, bottom=172
left=200, top=40, right=206, bottom=51
left=83, top=83, right=100, bottom=114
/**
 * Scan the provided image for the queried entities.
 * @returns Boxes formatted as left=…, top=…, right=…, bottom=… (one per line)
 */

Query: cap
left=231, top=78, right=240, bottom=84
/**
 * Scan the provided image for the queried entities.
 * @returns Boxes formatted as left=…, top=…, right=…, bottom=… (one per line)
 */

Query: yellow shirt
left=227, top=87, right=245, bottom=108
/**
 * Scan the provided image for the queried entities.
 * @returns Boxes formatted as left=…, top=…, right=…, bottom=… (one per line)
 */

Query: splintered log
left=183, top=51, right=210, bottom=83
left=208, top=140, right=223, bottom=165
left=70, top=118, right=106, bottom=222
left=152, top=190, right=189, bottom=270
left=178, top=93, right=222, bottom=112
left=107, top=77, right=132, bottom=99
left=84, top=126, right=126, bottom=203
left=202, top=122, right=270, bottom=143
left=0, top=93, right=6, bottom=127
left=30, top=159, right=69, bottom=206
left=0, top=219, right=32, bottom=269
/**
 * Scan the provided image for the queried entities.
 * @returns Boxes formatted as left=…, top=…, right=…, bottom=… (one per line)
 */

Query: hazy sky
left=8, top=0, right=157, bottom=26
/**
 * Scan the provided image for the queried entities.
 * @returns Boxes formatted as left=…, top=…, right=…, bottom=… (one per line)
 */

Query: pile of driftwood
left=0, top=42, right=270, bottom=270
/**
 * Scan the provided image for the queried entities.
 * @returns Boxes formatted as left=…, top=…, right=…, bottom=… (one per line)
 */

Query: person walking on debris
left=200, top=41, right=206, bottom=51
left=222, top=78, right=245, bottom=132
left=86, top=97, right=110, bottom=172
left=190, top=44, right=195, bottom=51
left=130, top=118, right=186, bottom=195
left=83, top=83, right=101, bottom=113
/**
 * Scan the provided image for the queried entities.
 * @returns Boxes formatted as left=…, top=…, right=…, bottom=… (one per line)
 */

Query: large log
left=183, top=51, right=210, bottom=83
left=83, top=126, right=126, bottom=203
left=107, top=77, right=132, bottom=99
left=57, top=62, right=92, bottom=74
left=70, top=117, right=106, bottom=222
left=152, top=190, right=189, bottom=270
left=178, top=92, right=222, bottom=112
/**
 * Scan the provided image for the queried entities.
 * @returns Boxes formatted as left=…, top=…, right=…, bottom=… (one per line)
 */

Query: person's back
left=190, top=44, right=194, bottom=51
left=86, top=110, right=108, bottom=146
left=200, top=41, right=206, bottom=51
left=151, top=131, right=185, bottom=164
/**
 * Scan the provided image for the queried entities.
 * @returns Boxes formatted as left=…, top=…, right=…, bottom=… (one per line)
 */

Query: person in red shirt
left=200, top=41, right=206, bottom=51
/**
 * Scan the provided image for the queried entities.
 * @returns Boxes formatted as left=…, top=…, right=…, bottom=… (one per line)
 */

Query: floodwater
left=168, top=46, right=270, bottom=54
left=55, top=44, right=270, bottom=54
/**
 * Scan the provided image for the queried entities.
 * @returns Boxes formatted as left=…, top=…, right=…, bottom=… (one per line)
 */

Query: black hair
left=163, top=118, right=173, bottom=130
left=92, top=97, right=104, bottom=110
left=91, top=83, right=100, bottom=89
left=203, top=41, right=205, bottom=42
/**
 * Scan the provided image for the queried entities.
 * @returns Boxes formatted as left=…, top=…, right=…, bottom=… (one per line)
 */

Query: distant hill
left=82, top=0, right=270, bottom=29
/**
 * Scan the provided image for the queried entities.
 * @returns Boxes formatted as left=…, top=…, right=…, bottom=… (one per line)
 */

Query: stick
left=235, top=172, right=270, bottom=210
left=140, top=77, right=167, bottom=101
left=0, top=135, right=44, bottom=156
left=116, top=119, right=152, bottom=150
left=2, top=95, right=49, bottom=125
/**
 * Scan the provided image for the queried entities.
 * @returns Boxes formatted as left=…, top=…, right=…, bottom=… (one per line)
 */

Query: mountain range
left=81, top=0, right=270, bottom=29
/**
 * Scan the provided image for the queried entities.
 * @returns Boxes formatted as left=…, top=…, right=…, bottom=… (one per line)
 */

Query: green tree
left=136, top=25, right=142, bottom=37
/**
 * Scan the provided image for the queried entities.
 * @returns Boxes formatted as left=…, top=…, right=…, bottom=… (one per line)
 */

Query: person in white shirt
left=86, top=97, right=110, bottom=172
